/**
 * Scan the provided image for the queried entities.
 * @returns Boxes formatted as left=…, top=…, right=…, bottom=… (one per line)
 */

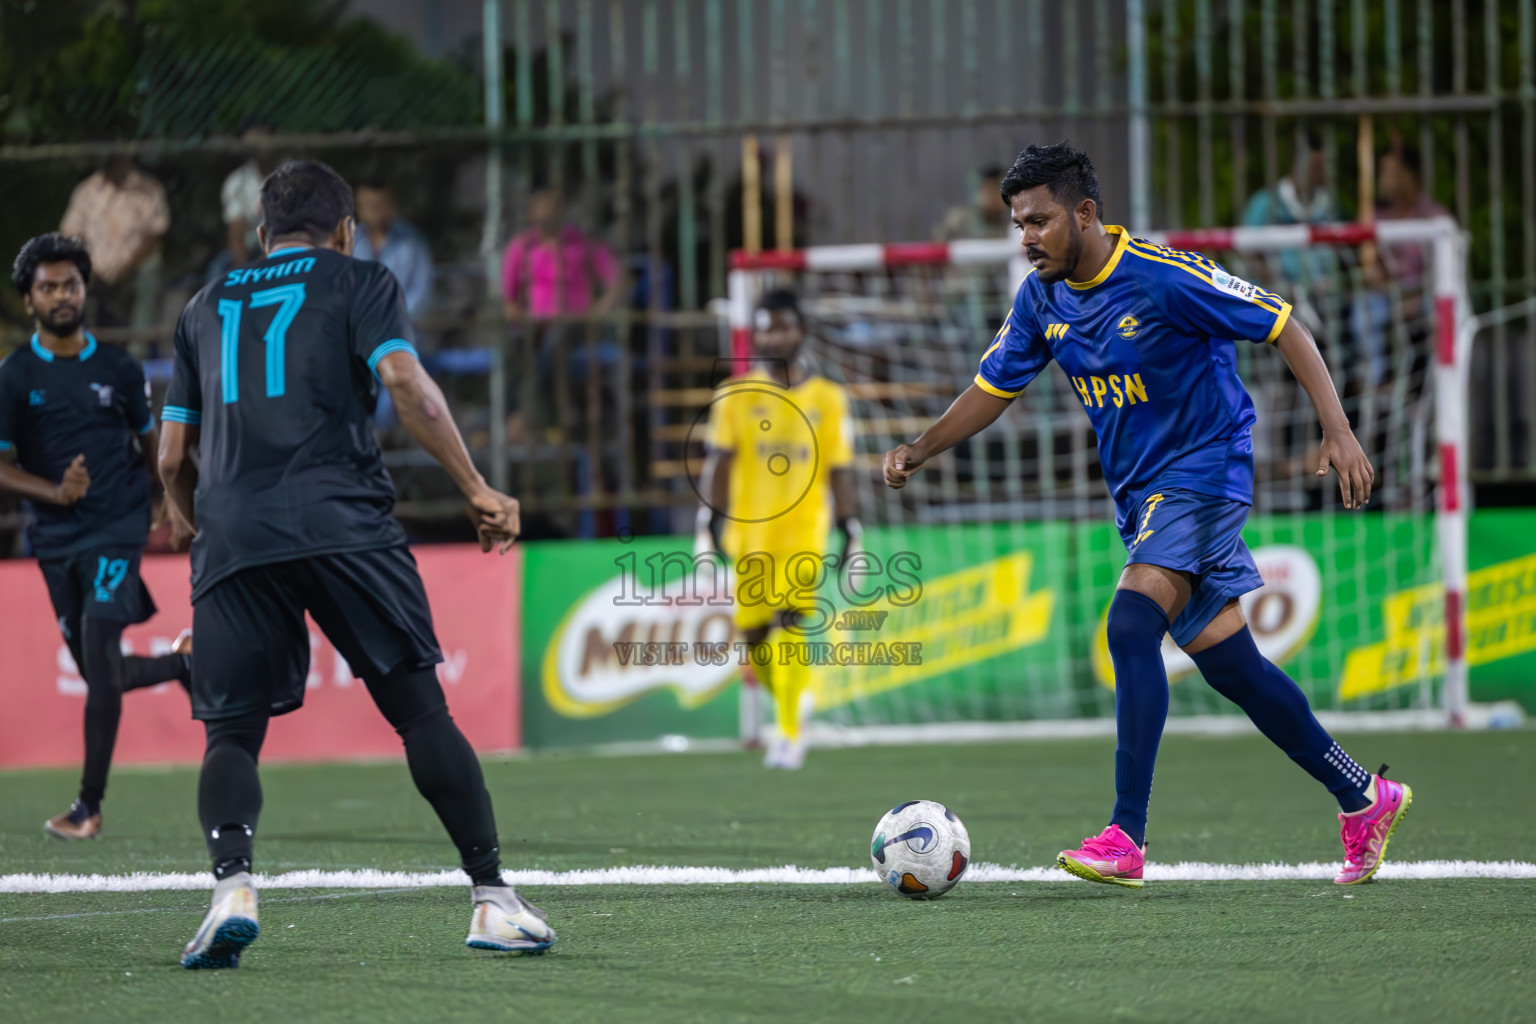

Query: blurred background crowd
left=1, top=0, right=1531, bottom=556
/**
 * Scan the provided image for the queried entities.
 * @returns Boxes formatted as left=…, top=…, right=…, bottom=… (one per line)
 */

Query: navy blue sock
left=1191, top=626, right=1372, bottom=812
left=1106, top=589, right=1170, bottom=848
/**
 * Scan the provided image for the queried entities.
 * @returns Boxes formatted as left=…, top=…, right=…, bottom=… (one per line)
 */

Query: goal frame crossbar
left=726, top=217, right=1472, bottom=724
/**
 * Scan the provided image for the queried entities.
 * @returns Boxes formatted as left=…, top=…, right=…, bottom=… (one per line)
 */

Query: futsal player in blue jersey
left=884, top=142, right=1411, bottom=887
left=2, top=233, right=192, bottom=842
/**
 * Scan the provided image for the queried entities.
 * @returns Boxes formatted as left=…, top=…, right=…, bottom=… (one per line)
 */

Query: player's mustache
left=1025, top=248, right=1049, bottom=261
left=46, top=305, right=80, bottom=318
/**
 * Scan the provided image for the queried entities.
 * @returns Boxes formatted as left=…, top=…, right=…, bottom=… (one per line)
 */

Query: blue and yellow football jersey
left=976, top=224, right=1291, bottom=528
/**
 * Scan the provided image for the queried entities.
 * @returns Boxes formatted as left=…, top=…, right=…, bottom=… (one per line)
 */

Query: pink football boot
left=1335, top=768, right=1413, bottom=885
left=1057, top=824, right=1146, bottom=888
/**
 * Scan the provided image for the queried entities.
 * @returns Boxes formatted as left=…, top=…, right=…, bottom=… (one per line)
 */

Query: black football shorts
left=190, top=546, right=442, bottom=721
left=39, top=546, right=157, bottom=638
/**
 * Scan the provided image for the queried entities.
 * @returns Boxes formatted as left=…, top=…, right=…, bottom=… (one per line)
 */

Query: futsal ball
left=869, top=799, right=970, bottom=899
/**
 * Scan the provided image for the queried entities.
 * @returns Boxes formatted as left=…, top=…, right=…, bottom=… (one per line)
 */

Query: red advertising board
left=0, top=545, right=521, bottom=767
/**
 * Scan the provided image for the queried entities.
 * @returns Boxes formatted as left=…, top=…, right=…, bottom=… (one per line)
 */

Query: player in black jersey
left=161, top=160, right=552, bottom=969
left=1, top=233, right=192, bottom=842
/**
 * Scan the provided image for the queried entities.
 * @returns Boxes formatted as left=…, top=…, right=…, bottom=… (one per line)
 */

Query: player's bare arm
left=144, top=426, right=192, bottom=549
left=1273, top=316, right=1375, bottom=509
left=158, top=421, right=199, bottom=529
left=0, top=450, right=89, bottom=506
left=139, top=425, right=184, bottom=544
left=374, top=349, right=520, bottom=553
left=884, top=384, right=1012, bottom=489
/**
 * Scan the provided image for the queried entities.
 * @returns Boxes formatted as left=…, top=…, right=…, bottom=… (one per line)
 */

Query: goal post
left=724, top=218, right=1471, bottom=739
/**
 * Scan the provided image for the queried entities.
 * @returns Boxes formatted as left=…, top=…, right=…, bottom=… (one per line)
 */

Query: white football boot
left=465, top=885, right=556, bottom=953
left=181, top=872, right=259, bottom=969
left=763, top=690, right=814, bottom=769
left=762, top=733, right=806, bottom=770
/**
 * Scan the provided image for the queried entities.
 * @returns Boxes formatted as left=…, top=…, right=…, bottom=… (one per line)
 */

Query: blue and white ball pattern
left=869, top=799, right=971, bottom=899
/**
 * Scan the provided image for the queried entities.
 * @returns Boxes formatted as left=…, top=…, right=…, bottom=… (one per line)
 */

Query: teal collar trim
left=31, top=333, right=96, bottom=361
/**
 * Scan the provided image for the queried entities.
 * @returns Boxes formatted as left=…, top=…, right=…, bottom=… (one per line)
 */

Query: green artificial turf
left=2, top=731, right=1534, bottom=1023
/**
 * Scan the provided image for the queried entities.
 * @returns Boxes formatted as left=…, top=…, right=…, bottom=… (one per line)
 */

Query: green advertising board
left=519, top=512, right=1535, bottom=749
left=1466, top=511, right=1536, bottom=709
left=815, top=514, right=1442, bottom=727
left=520, top=537, right=742, bottom=749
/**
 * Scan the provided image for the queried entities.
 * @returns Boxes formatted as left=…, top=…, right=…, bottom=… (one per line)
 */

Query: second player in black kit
left=162, top=160, right=554, bottom=969
left=1, top=233, right=191, bottom=842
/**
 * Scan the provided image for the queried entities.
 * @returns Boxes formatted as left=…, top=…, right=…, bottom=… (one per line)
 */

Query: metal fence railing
left=1, top=0, right=1530, bottom=554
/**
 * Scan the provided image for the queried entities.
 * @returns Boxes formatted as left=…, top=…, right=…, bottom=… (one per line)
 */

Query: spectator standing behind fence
left=1348, top=143, right=1455, bottom=394
left=354, top=181, right=434, bottom=318
left=499, top=187, right=623, bottom=448
left=932, top=165, right=1012, bottom=241
left=1241, top=134, right=1336, bottom=289
left=220, top=123, right=278, bottom=270
left=500, top=187, right=621, bottom=321
left=1376, top=144, right=1450, bottom=297
left=60, top=156, right=169, bottom=329
left=929, top=165, right=1014, bottom=325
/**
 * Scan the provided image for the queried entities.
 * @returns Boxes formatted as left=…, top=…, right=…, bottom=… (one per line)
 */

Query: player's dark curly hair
left=260, top=159, right=355, bottom=244
left=999, top=140, right=1103, bottom=219
left=756, top=288, right=804, bottom=327
left=12, top=233, right=92, bottom=294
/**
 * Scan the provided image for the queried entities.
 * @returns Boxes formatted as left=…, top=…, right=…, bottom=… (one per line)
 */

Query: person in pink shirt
left=500, top=188, right=626, bottom=449
left=501, top=188, right=621, bottom=320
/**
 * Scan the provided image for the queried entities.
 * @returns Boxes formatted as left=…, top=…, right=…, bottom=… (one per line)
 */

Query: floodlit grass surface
left=3, top=731, right=1534, bottom=1023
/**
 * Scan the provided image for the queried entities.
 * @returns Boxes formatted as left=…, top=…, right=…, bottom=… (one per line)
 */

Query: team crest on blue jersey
left=28, top=389, right=44, bottom=406
left=1116, top=315, right=1140, bottom=338
left=89, top=383, right=114, bottom=407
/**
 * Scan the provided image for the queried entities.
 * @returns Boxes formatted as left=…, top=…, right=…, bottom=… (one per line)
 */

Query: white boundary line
left=3, top=860, right=1533, bottom=893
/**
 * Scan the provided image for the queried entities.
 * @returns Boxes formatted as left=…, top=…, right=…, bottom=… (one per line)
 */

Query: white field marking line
left=3, top=860, right=1534, bottom=894
left=0, top=888, right=419, bottom=923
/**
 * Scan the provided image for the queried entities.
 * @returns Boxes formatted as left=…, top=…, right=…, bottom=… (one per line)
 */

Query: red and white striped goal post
left=726, top=217, right=1472, bottom=724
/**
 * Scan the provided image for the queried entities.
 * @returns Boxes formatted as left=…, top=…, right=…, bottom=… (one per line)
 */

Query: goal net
left=724, top=219, right=1470, bottom=741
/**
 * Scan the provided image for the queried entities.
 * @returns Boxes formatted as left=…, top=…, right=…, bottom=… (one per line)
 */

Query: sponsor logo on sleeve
left=1210, top=269, right=1259, bottom=301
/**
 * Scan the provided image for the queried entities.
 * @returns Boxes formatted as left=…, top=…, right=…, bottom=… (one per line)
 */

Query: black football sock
left=367, top=666, right=504, bottom=886
left=403, top=706, right=503, bottom=885
left=77, top=618, right=127, bottom=810
left=198, top=713, right=268, bottom=878
left=122, top=652, right=192, bottom=691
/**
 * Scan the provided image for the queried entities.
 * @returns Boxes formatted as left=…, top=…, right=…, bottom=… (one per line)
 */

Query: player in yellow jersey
left=696, top=290, right=860, bottom=769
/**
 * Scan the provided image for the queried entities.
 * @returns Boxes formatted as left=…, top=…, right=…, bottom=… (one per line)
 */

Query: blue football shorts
left=1119, top=487, right=1264, bottom=648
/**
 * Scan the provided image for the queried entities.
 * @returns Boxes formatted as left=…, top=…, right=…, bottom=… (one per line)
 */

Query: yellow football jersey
left=705, top=370, right=854, bottom=561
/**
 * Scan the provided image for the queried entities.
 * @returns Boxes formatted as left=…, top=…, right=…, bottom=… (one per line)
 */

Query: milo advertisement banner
left=520, top=513, right=1536, bottom=749
left=522, top=538, right=742, bottom=747
left=1463, top=511, right=1536, bottom=706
